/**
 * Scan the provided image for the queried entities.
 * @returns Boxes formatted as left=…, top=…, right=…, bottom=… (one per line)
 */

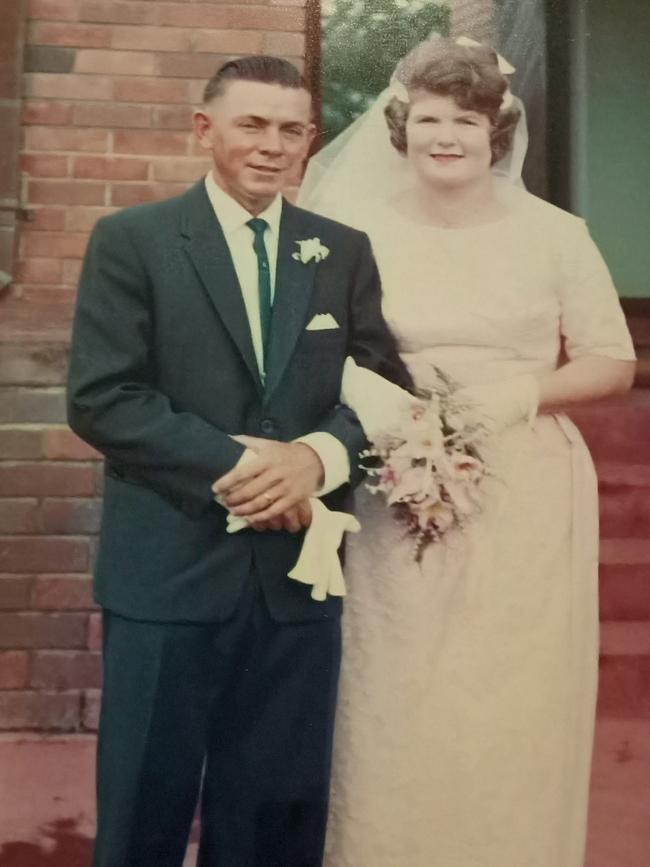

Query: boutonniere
left=292, top=237, right=330, bottom=264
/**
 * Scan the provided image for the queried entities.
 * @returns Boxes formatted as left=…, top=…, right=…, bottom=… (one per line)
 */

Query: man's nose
left=258, top=126, right=283, bottom=154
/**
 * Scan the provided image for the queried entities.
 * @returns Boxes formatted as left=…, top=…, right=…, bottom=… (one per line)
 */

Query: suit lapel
left=264, top=201, right=318, bottom=401
left=179, top=182, right=263, bottom=395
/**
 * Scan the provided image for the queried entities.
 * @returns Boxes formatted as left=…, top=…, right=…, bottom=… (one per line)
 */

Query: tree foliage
left=321, top=0, right=451, bottom=144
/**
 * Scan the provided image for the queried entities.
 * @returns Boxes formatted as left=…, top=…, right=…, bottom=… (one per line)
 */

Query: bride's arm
left=536, top=356, right=635, bottom=412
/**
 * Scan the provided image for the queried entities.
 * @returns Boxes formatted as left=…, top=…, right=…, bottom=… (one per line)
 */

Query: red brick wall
left=0, top=0, right=310, bottom=732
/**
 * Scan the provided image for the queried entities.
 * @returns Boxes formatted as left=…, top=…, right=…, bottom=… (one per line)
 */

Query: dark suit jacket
left=67, top=180, right=410, bottom=624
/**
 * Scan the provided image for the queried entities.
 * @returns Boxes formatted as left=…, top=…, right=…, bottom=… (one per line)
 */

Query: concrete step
left=569, top=389, right=650, bottom=465
left=598, top=622, right=650, bottom=719
left=600, top=564, right=650, bottom=621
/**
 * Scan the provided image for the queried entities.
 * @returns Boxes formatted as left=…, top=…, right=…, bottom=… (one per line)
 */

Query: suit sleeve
left=309, top=231, right=413, bottom=489
left=67, top=215, right=245, bottom=517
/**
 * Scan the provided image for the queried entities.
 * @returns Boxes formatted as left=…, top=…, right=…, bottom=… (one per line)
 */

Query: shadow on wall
left=0, top=818, right=92, bottom=867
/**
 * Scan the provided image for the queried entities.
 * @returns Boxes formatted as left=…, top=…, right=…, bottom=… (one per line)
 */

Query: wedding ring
left=263, top=493, right=274, bottom=504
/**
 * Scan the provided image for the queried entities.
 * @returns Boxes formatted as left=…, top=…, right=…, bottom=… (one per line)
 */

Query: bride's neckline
left=386, top=187, right=516, bottom=232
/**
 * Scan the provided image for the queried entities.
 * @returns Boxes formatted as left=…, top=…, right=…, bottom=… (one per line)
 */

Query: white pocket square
left=306, top=313, right=339, bottom=331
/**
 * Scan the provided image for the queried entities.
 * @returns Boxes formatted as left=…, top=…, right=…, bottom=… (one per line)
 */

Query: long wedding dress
left=323, top=188, right=635, bottom=867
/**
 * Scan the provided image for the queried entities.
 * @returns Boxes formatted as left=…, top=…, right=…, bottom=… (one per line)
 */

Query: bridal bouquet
left=341, top=359, right=490, bottom=562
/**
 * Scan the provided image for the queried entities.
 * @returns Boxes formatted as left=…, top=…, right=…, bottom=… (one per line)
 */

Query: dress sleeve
left=558, top=217, right=636, bottom=361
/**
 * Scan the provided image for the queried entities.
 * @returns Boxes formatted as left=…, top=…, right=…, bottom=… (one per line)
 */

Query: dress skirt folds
left=323, top=189, right=635, bottom=867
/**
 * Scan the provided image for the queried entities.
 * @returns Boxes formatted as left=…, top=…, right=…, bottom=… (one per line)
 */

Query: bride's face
left=405, top=92, right=493, bottom=190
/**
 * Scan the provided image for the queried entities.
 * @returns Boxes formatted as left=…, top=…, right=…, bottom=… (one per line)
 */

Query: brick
left=600, top=564, right=650, bottom=621
left=73, top=155, right=148, bottom=181
left=158, top=4, right=229, bottom=28
left=570, top=391, right=650, bottom=464
left=14, top=287, right=77, bottom=307
left=72, top=100, right=152, bottom=128
left=264, top=31, right=305, bottom=56
left=597, top=654, right=650, bottom=718
left=94, top=462, right=104, bottom=496
left=28, top=180, right=106, bottom=206
left=40, top=499, right=103, bottom=534
left=151, top=158, right=208, bottom=183
left=0, top=651, right=30, bottom=689
left=62, top=258, right=83, bottom=285
left=31, top=650, right=102, bottom=689
left=25, top=207, right=67, bottom=231
left=27, top=0, right=80, bottom=22
left=600, top=622, right=650, bottom=656
left=0, top=576, right=34, bottom=610
left=33, top=575, right=95, bottom=610
left=81, top=687, right=101, bottom=730
left=24, top=45, right=76, bottom=74
left=155, top=52, right=227, bottom=80
left=0, top=388, right=67, bottom=423
left=0, top=612, right=88, bottom=649
left=75, top=48, right=156, bottom=75
left=0, top=500, right=40, bottom=534
left=109, top=182, right=186, bottom=207
left=24, top=72, right=113, bottom=102
left=113, top=129, right=190, bottom=157
left=65, top=205, right=115, bottom=232
left=27, top=21, right=111, bottom=49
left=22, top=100, right=74, bottom=126
left=152, top=104, right=193, bottom=130
left=0, top=690, right=81, bottom=731
left=112, top=76, right=190, bottom=104
left=21, top=231, right=89, bottom=258
left=0, top=462, right=95, bottom=497
left=0, top=537, right=90, bottom=574
left=42, top=426, right=102, bottom=461
left=110, top=24, right=193, bottom=53
left=0, top=427, right=43, bottom=459
left=192, top=28, right=264, bottom=54
left=0, top=343, right=69, bottom=386
left=24, top=126, right=110, bottom=153
left=87, top=610, right=102, bottom=650
left=230, top=5, right=305, bottom=31
left=20, top=154, right=69, bottom=179
left=13, top=257, right=64, bottom=284
left=79, top=1, right=158, bottom=26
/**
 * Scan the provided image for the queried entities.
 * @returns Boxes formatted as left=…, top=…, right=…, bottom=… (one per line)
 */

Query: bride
left=299, top=38, right=636, bottom=866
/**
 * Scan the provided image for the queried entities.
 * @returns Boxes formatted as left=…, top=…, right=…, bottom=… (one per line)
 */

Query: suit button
left=260, top=418, right=276, bottom=435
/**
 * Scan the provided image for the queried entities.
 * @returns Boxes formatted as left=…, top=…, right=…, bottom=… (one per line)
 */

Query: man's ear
left=192, top=109, right=213, bottom=151
left=305, top=122, right=317, bottom=152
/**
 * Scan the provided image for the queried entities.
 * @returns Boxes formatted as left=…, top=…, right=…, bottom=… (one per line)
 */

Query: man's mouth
left=249, top=165, right=282, bottom=175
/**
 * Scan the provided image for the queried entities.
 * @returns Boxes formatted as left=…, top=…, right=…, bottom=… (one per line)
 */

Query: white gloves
left=340, top=356, right=419, bottom=438
left=453, top=374, right=540, bottom=435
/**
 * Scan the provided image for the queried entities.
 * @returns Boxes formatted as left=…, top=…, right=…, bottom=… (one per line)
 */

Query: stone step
left=598, top=622, right=650, bottom=719
left=569, top=389, right=650, bottom=465
left=599, top=484, right=650, bottom=538
left=600, top=564, right=650, bottom=621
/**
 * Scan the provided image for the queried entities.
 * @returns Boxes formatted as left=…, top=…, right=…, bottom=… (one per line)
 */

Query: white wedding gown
left=323, top=190, right=635, bottom=867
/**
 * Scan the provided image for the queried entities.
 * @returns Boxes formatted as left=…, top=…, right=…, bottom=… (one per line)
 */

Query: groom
left=67, top=55, right=410, bottom=867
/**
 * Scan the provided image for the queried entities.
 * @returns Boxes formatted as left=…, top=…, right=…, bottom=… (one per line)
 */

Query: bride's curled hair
left=384, top=39, right=520, bottom=165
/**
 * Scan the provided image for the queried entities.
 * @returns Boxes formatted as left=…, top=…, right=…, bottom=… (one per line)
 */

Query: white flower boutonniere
left=292, top=237, right=330, bottom=264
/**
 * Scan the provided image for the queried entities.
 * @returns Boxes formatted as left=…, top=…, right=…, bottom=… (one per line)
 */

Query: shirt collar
left=204, top=172, right=283, bottom=237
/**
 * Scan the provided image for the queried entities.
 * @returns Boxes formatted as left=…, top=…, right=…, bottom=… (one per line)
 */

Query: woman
left=299, top=39, right=635, bottom=866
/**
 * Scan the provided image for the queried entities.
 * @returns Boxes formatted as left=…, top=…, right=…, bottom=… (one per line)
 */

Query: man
left=68, top=56, right=410, bottom=867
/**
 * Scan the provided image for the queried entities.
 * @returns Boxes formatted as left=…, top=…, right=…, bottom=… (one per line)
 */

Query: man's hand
left=213, top=437, right=323, bottom=523
left=248, top=500, right=313, bottom=533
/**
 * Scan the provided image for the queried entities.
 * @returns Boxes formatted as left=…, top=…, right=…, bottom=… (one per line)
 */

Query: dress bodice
left=356, top=190, right=635, bottom=389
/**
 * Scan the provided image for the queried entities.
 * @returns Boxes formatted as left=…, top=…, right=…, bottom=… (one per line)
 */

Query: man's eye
left=459, top=119, right=478, bottom=125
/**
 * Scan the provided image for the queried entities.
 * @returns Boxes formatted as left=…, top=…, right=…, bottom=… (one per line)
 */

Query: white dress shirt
left=204, top=173, right=350, bottom=495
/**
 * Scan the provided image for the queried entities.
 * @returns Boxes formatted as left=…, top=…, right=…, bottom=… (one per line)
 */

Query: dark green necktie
left=246, top=217, right=272, bottom=361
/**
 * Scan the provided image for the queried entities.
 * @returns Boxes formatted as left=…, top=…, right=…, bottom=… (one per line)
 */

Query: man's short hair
left=203, top=55, right=307, bottom=104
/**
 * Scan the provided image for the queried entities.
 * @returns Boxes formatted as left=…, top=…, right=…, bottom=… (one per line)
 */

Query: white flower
left=292, top=237, right=330, bottom=264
